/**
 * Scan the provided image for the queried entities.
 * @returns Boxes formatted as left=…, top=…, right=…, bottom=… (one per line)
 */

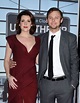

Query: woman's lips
left=23, top=26, right=28, bottom=28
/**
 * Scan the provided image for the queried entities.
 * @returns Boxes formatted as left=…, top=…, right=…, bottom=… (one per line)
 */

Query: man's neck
left=50, top=28, right=60, bottom=34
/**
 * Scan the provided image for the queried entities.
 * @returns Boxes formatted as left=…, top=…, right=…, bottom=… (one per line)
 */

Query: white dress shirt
left=44, top=29, right=65, bottom=78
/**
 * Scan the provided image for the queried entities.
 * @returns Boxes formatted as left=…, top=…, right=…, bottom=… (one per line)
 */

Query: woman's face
left=19, top=15, right=32, bottom=33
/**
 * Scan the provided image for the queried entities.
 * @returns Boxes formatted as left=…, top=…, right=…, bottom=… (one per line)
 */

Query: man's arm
left=9, top=58, right=17, bottom=68
left=70, top=35, right=79, bottom=88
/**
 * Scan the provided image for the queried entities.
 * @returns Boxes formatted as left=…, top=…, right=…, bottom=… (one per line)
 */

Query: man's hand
left=9, top=59, right=17, bottom=68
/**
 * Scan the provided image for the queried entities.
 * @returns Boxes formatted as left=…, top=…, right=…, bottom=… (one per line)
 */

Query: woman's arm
left=4, top=42, right=12, bottom=78
left=4, top=42, right=18, bottom=89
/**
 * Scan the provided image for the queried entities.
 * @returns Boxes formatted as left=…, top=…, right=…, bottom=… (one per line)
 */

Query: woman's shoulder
left=6, top=35, right=16, bottom=49
left=6, top=34, right=16, bottom=38
left=6, top=34, right=16, bottom=41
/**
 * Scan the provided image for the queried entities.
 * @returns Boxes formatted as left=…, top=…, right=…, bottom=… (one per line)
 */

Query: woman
left=4, top=10, right=40, bottom=103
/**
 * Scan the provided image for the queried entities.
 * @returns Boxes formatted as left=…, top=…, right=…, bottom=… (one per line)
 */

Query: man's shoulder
left=61, top=30, right=76, bottom=38
left=38, top=31, right=49, bottom=38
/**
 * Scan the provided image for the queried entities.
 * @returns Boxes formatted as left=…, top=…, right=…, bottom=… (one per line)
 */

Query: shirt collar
left=49, top=29, right=61, bottom=39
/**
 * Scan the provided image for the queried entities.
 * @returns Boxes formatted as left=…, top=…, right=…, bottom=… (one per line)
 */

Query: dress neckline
left=15, top=35, right=36, bottom=53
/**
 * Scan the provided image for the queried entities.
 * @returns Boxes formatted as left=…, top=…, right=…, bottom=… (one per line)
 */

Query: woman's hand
left=8, top=75, right=18, bottom=89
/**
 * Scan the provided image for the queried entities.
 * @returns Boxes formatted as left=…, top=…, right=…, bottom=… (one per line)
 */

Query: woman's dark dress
left=6, top=35, right=40, bottom=103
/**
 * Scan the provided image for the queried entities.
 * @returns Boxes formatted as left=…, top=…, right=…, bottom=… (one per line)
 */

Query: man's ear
left=61, top=18, right=63, bottom=23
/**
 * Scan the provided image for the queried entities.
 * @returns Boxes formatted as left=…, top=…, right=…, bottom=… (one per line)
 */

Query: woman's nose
left=24, top=21, right=27, bottom=25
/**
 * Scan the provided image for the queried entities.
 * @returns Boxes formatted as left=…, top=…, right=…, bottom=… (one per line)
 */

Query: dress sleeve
left=6, top=35, right=14, bottom=50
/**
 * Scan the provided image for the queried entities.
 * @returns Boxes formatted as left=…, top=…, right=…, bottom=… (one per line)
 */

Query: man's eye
left=55, top=17, right=59, bottom=19
left=49, top=17, right=52, bottom=20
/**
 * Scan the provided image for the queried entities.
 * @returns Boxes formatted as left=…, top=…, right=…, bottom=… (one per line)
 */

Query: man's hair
left=47, top=7, right=63, bottom=19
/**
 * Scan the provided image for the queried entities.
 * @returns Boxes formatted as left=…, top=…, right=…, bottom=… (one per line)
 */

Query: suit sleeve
left=69, top=35, right=79, bottom=88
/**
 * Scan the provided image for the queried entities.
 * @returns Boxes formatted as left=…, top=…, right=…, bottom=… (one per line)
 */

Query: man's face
left=46, top=11, right=63, bottom=31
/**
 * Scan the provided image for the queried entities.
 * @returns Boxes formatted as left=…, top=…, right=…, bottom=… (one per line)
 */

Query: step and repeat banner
left=6, top=13, right=70, bottom=37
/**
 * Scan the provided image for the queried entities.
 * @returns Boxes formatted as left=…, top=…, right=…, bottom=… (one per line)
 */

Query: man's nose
left=52, top=18, right=55, bottom=21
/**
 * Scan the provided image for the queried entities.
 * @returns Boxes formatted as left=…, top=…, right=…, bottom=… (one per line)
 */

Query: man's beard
left=49, top=25, right=60, bottom=30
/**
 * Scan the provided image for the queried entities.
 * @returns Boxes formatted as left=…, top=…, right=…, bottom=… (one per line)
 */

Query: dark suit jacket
left=38, top=30, right=79, bottom=88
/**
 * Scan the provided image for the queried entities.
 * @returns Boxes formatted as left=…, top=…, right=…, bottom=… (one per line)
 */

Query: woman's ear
left=19, top=24, right=20, bottom=26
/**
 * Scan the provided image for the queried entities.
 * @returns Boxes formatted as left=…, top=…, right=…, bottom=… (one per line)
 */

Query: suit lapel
left=43, top=32, right=49, bottom=54
left=59, top=30, right=68, bottom=72
left=41, top=32, right=49, bottom=72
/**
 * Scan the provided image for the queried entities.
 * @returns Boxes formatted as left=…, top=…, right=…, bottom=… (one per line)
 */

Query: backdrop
left=0, top=0, right=79, bottom=103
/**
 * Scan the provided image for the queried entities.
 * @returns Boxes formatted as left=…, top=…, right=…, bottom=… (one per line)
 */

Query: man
left=38, top=7, right=79, bottom=103
left=10, top=7, right=79, bottom=103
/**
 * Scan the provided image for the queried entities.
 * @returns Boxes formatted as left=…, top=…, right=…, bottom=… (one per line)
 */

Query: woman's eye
left=21, top=20, right=24, bottom=22
left=27, top=20, right=31, bottom=22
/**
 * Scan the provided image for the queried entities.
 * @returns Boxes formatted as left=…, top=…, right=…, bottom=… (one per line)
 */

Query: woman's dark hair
left=47, top=7, right=63, bottom=19
left=16, top=10, right=36, bottom=35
